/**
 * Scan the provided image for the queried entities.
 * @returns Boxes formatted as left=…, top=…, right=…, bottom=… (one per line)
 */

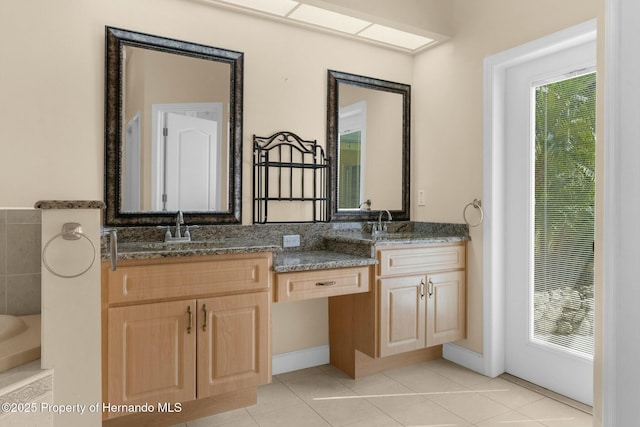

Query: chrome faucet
left=175, top=210, right=184, bottom=239
left=373, top=209, right=392, bottom=235
left=158, top=210, right=193, bottom=243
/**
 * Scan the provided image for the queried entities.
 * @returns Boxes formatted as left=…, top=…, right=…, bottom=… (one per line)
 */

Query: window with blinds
left=532, top=71, right=596, bottom=357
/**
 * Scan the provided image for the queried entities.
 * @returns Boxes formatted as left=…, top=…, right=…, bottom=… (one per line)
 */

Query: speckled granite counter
left=273, top=250, right=377, bottom=273
left=329, top=232, right=469, bottom=246
left=114, top=240, right=280, bottom=261
left=103, top=221, right=469, bottom=270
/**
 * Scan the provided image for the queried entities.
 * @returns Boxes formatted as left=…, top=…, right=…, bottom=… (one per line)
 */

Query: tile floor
left=171, top=359, right=592, bottom=427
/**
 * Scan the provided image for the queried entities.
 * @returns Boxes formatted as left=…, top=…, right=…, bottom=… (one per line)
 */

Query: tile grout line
left=499, top=373, right=593, bottom=415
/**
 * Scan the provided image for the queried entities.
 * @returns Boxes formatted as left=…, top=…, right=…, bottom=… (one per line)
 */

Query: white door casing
left=504, top=37, right=595, bottom=406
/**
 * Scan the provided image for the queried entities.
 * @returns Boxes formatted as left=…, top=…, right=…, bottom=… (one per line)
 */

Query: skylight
left=215, top=0, right=298, bottom=17
left=208, top=0, right=437, bottom=52
left=358, top=24, right=434, bottom=51
left=288, top=4, right=371, bottom=35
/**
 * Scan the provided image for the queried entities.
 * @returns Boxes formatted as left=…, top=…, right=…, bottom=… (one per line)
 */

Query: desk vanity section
left=100, top=225, right=468, bottom=426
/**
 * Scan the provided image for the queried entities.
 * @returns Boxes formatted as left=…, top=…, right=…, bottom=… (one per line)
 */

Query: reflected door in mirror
left=162, top=112, right=220, bottom=211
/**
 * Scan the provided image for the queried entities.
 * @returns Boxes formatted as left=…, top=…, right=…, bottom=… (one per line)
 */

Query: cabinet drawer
left=275, top=266, right=370, bottom=302
left=108, top=254, right=271, bottom=304
left=378, top=244, right=465, bottom=277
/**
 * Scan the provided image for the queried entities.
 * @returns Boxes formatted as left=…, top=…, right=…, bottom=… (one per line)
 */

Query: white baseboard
left=272, top=345, right=330, bottom=375
left=443, top=343, right=493, bottom=377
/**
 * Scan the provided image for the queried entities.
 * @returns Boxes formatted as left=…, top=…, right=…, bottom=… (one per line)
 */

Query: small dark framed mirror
left=104, top=27, right=243, bottom=225
left=327, top=70, right=411, bottom=221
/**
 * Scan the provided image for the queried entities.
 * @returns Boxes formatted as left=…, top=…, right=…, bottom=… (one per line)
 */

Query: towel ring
left=463, top=199, right=484, bottom=227
left=42, top=223, right=96, bottom=279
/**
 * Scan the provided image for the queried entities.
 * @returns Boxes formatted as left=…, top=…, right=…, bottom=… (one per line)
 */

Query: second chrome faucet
left=372, top=209, right=393, bottom=235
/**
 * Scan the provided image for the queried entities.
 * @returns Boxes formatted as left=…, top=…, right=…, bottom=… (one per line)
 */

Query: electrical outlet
left=283, top=234, right=301, bottom=248
left=418, top=190, right=426, bottom=206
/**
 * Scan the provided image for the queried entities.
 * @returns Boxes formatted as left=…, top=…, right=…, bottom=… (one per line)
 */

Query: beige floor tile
left=279, top=371, right=355, bottom=401
left=517, top=398, right=593, bottom=427
left=469, top=378, right=546, bottom=410
left=342, top=372, right=425, bottom=410
left=342, top=413, right=402, bottom=427
left=274, top=366, right=325, bottom=383
left=185, top=408, right=257, bottom=427
left=422, top=358, right=494, bottom=387
left=250, top=403, right=331, bottom=427
left=476, top=410, right=546, bottom=427
left=383, top=397, right=472, bottom=426
left=384, top=363, right=469, bottom=394
left=308, top=394, right=386, bottom=426
left=247, top=382, right=305, bottom=418
left=427, top=389, right=512, bottom=424
left=170, top=362, right=591, bottom=427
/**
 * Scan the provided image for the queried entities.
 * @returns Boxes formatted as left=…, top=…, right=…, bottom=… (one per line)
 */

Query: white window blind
left=532, top=71, right=596, bottom=356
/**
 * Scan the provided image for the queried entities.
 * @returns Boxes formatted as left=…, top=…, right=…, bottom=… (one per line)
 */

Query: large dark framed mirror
left=327, top=70, right=410, bottom=222
left=104, top=26, right=243, bottom=225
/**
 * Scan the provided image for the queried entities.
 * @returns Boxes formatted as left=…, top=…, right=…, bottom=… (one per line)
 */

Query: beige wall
left=0, top=0, right=411, bottom=357
left=1, top=2, right=605, bottom=415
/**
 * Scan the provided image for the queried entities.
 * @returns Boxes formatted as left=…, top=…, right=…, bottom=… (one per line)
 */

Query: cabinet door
left=108, top=300, right=196, bottom=412
left=379, top=275, right=426, bottom=357
left=197, top=292, right=270, bottom=398
left=426, top=271, right=466, bottom=346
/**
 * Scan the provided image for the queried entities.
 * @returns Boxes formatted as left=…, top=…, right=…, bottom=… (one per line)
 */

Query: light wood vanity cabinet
left=378, top=244, right=466, bottom=357
left=102, top=253, right=271, bottom=425
left=329, top=242, right=467, bottom=378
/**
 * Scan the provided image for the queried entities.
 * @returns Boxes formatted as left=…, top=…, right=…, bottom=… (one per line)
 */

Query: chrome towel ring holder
left=42, top=222, right=96, bottom=279
left=463, top=199, right=484, bottom=227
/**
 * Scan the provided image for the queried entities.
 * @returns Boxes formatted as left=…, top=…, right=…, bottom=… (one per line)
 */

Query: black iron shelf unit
left=253, top=131, right=331, bottom=223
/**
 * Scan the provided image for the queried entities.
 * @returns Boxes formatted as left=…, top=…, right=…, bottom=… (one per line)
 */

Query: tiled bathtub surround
left=0, top=209, right=42, bottom=315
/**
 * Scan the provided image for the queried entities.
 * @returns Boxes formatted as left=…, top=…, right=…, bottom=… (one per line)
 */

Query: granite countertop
left=273, top=250, right=377, bottom=273
left=103, top=221, right=469, bottom=270
left=113, top=240, right=280, bottom=261
left=331, top=232, right=470, bottom=246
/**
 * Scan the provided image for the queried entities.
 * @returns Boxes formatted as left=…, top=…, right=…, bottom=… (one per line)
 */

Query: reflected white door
left=504, top=37, right=595, bottom=406
left=164, top=113, right=219, bottom=211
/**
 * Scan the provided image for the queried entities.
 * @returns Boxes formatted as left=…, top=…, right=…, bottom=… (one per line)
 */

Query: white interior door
left=164, top=113, right=219, bottom=211
left=504, top=38, right=596, bottom=406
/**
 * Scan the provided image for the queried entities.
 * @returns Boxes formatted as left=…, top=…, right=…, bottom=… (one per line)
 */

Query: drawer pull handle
left=187, top=305, right=193, bottom=334
left=428, top=279, right=434, bottom=298
left=316, top=281, right=336, bottom=287
left=202, top=304, right=207, bottom=332
left=420, top=279, right=425, bottom=300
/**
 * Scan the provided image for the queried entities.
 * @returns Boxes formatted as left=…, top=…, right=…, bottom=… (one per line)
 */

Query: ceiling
left=199, top=0, right=452, bottom=54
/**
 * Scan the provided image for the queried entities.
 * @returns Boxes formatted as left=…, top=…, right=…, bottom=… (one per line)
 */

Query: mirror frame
left=326, top=69, right=411, bottom=222
left=104, top=26, right=243, bottom=225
